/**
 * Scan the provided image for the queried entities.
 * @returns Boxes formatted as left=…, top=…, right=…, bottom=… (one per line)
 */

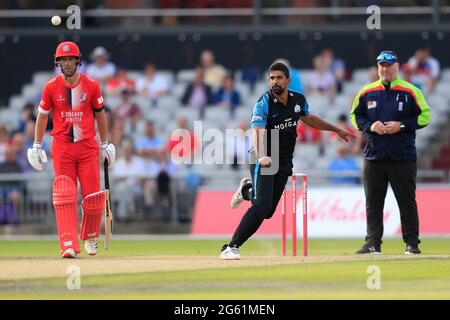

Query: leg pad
left=80, top=191, right=105, bottom=240
left=53, top=175, right=80, bottom=254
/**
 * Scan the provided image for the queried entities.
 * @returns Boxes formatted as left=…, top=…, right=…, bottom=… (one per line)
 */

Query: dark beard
left=271, top=85, right=285, bottom=95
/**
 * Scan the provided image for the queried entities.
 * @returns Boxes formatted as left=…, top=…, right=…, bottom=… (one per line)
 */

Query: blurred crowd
left=0, top=45, right=443, bottom=224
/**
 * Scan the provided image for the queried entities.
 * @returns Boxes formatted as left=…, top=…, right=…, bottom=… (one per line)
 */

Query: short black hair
left=269, top=62, right=290, bottom=79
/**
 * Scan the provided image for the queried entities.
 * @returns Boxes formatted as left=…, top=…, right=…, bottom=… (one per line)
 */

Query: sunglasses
left=376, top=52, right=397, bottom=64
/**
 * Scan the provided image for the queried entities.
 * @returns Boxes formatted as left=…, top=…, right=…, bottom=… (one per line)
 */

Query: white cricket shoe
left=220, top=244, right=241, bottom=260
left=84, top=238, right=98, bottom=256
left=230, top=177, right=252, bottom=209
left=61, top=248, right=78, bottom=259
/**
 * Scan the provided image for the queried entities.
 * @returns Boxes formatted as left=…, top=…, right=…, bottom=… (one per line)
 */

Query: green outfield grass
left=0, top=238, right=449, bottom=299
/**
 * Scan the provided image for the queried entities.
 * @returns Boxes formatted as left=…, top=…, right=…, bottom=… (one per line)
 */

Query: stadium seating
left=0, top=66, right=449, bottom=186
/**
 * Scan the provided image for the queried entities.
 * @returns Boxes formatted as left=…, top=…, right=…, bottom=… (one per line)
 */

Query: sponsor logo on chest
left=61, top=111, right=84, bottom=123
left=274, top=118, right=297, bottom=130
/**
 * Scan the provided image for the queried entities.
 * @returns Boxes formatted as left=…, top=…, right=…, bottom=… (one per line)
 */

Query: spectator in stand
left=136, top=63, right=169, bottom=107
left=109, top=118, right=130, bottom=153
left=0, top=125, right=10, bottom=163
left=23, top=120, right=36, bottom=143
left=296, top=122, right=324, bottom=156
left=240, top=65, right=261, bottom=94
left=328, top=144, right=360, bottom=185
left=181, top=66, right=212, bottom=118
left=226, top=120, right=251, bottom=170
left=0, top=146, right=23, bottom=225
left=113, top=88, right=142, bottom=138
left=213, top=73, right=241, bottom=118
left=329, top=114, right=361, bottom=155
left=16, top=103, right=36, bottom=133
left=200, top=49, right=227, bottom=88
left=86, top=46, right=116, bottom=89
left=135, top=121, right=166, bottom=164
left=105, top=68, right=135, bottom=97
left=11, top=132, right=27, bottom=172
left=307, top=55, right=336, bottom=101
left=273, top=58, right=304, bottom=93
left=181, top=166, right=203, bottom=221
left=114, top=88, right=141, bottom=123
left=167, top=116, right=198, bottom=163
left=402, top=48, right=440, bottom=94
left=111, top=140, right=146, bottom=222
left=135, top=121, right=173, bottom=218
left=321, top=48, right=346, bottom=94
left=240, top=52, right=261, bottom=94
left=136, top=121, right=172, bottom=175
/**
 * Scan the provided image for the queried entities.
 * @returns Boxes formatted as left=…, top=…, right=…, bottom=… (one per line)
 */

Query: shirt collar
left=377, top=76, right=401, bottom=89
left=269, top=90, right=293, bottom=103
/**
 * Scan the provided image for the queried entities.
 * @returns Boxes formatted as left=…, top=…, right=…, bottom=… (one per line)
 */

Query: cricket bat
left=104, top=159, right=113, bottom=250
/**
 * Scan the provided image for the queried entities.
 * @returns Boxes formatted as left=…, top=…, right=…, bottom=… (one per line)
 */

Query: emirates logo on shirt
left=61, top=111, right=84, bottom=123
left=79, top=93, right=88, bottom=102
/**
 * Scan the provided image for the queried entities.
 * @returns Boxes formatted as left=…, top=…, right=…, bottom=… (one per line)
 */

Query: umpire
left=350, top=50, right=431, bottom=255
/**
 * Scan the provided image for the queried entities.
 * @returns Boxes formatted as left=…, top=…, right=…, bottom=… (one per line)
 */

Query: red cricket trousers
left=52, top=137, right=100, bottom=198
left=51, top=137, right=101, bottom=255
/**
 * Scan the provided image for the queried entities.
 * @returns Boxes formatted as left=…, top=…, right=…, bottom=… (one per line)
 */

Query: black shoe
left=356, top=243, right=381, bottom=254
left=405, top=243, right=421, bottom=255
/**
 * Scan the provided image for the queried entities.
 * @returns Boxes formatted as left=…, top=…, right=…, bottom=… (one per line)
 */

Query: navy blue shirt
left=350, top=77, right=431, bottom=161
left=250, top=90, right=309, bottom=170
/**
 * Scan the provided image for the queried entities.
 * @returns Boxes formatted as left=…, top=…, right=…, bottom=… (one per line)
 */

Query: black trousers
left=363, top=159, right=420, bottom=246
left=229, top=163, right=289, bottom=247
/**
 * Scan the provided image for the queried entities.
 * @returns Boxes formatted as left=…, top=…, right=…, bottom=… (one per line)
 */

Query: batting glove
left=101, top=141, right=116, bottom=168
left=27, top=142, right=48, bottom=171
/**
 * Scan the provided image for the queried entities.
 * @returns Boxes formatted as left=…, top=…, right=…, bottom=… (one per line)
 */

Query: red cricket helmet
left=54, top=41, right=81, bottom=63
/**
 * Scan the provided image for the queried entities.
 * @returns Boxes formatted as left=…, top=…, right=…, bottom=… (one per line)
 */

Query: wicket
left=281, top=173, right=308, bottom=257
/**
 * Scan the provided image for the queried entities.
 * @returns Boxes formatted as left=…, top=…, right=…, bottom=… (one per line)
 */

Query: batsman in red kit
left=27, top=41, right=116, bottom=258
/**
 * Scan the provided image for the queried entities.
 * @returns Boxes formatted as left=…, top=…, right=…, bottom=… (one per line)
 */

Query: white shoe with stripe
left=84, top=238, right=98, bottom=256
left=230, top=177, right=251, bottom=209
